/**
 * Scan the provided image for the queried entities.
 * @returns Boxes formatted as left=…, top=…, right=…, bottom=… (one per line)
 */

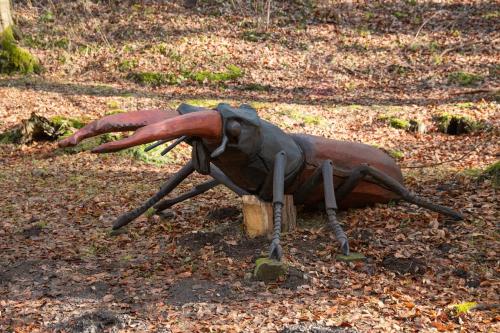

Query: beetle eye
left=226, top=119, right=241, bottom=138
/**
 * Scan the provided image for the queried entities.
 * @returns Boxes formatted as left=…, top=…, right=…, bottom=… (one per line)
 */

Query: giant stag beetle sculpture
left=59, top=103, right=463, bottom=261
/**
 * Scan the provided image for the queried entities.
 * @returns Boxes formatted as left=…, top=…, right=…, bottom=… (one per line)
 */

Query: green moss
left=118, top=59, right=137, bottom=72
left=127, top=71, right=184, bottom=86
left=286, top=109, right=324, bottom=126
left=145, top=207, right=156, bottom=217
left=187, top=65, right=244, bottom=84
left=388, top=150, right=404, bottom=160
left=253, top=258, right=288, bottom=282
left=0, top=26, right=41, bottom=74
left=389, top=117, right=410, bottom=130
left=183, top=99, right=220, bottom=108
left=249, top=102, right=272, bottom=110
left=456, top=102, right=474, bottom=109
left=482, top=11, right=499, bottom=20
left=392, top=11, right=408, bottom=19
left=448, top=71, right=483, bottom=87
left=127, top=65, right=243, bottom=86
left=0, top=129, right=20, bottom=144
left=451, top=302, right=477, bottom=316
left=53, top=37, right=69, bottom=49
left=40, top=10, right=55, bottom=23
left=242, top=30, right=271, bottom=42
left=336, top=252, right=366, bottom=262
left=483, top=160, right=500, bottom=187
left=434, top=113, right=477, bottom=135
left=50, top=116, right=86, bottom=130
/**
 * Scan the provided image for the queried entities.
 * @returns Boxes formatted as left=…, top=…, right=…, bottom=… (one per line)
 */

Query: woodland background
left=0, top=1, right=498, bottom=332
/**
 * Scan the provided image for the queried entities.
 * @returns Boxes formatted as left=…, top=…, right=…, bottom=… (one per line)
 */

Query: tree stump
left=242, top=195, right=296, bottom=238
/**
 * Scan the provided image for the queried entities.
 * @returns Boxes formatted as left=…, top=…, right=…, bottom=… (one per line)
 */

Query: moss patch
left=0, top=26, right=41, bottom=74
left=127, top=71, right=184, bottom=87
left=482, top=160, right=500, bottom=187
left=388, top=150, right=404, bottom=160
left=448, top=71, right=483, bottom=87
left=187, top=65, right=244, bottom=84
left=336, top=252, right=367, bottom=262
left=434, top=113, right=477, bottom=135
left=241, top=30, right=272, bottom=42
left=450, top=302, right=477, bottom=316
left=253, top=257, right=288, bottom=282
left=389, top=117, right=410, bottom=130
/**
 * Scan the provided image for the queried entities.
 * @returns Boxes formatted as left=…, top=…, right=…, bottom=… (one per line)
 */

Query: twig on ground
left=414, top=12, right=440, bottom=39
left=450, top=87, right=499, bottom=95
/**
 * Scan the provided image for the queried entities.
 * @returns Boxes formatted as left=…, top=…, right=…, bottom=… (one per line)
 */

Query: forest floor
left=0, top=1, right=498, bottom=332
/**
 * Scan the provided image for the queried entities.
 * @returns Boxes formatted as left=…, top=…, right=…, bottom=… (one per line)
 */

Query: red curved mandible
left=58, top=109, right=180, bottom=148
left=91, top=110, right=222, bottom=153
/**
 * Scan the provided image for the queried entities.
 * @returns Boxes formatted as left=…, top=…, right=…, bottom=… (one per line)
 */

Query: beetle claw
left=269, top=240, right=283, bottom=261
left=340, top=239, right=350, bottom=256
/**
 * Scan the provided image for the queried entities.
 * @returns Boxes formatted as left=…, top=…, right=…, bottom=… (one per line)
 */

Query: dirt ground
left=0, top=1, right=498, bottom=332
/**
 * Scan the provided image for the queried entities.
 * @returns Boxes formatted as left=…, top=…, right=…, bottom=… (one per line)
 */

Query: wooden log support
left=242, top=195, right=296, bottom=238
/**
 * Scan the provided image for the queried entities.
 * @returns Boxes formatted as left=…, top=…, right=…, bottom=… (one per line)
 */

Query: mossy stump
left=253, top=258, right=288, bottom=282
left=0, top=113, right=73, bottom=144
left=434, top=113, right=477, bottom=135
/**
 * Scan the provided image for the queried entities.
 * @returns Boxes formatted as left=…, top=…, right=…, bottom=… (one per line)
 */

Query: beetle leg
left=209, top=164, right=250, bottom=197
left=112, top=160, right=195, bottom=230
left=294, top=161, right=350, bottom=255
left=322, top=161, right=350, bottom=255
left=336, top=164, right=463, bottom=220
left=269, top=151, right=287, bottom=261
left=154, top=179, right=220, bottom=212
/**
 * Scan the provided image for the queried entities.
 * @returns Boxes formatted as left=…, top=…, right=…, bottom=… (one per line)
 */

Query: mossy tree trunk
left=0, top=0, right=41, bottom=74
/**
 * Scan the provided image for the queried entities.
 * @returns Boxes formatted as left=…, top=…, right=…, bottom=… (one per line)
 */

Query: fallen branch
left=450, top=87, right=499, bottom=95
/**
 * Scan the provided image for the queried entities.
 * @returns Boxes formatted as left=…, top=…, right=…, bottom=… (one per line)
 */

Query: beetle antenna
left=144, top=139, right=170, bottom=152
left=160, top=135, right=187, bottom=156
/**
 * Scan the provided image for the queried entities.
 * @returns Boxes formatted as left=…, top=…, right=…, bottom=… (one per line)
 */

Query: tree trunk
left=0, top=0, right=14, bottom=32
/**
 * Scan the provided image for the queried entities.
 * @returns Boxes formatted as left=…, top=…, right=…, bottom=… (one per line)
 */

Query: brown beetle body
left=59, top=103, right=462, bottom=260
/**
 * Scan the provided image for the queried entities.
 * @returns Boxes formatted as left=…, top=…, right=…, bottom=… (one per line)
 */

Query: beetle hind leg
left=336, top=164, right=463, bottom=220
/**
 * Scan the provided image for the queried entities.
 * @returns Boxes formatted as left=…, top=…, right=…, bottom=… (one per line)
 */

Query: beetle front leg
left=112, top=160, right=195, bottom=229
left=154, top=179, right=220, bottom=212
left=269, top=151, right=287, bottom=261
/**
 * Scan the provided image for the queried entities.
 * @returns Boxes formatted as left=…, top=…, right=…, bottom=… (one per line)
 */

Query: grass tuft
left=448, top=71, right=483, bottom=87
left=127, top=71, right=184, bottom=86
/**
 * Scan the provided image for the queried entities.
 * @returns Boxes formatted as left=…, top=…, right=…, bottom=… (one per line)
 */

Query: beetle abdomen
left=290, top=134, right=404, bottom=209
